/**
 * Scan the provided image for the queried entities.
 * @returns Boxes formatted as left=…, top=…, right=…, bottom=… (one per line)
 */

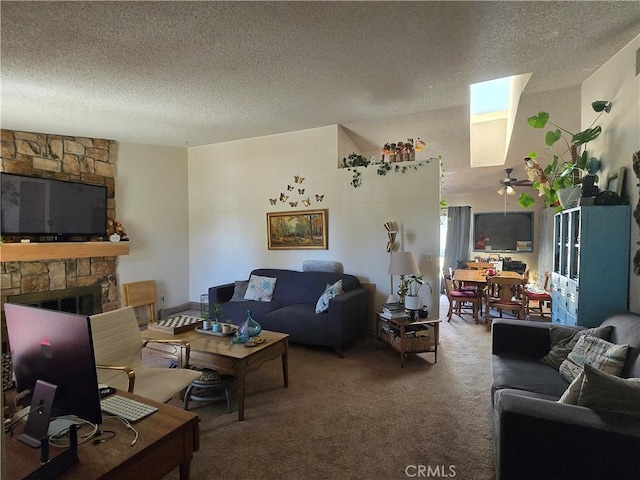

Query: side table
left=377, top=313, right=441, bottom=368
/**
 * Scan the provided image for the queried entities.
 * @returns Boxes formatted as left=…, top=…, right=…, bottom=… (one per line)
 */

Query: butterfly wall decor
left=268, top=174, right=321, bottom=209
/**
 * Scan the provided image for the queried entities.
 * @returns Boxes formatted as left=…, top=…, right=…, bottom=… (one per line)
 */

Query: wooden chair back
left=443, top=275, right=480, bottom=323
left=123, top=280, right=157, bottom=325
left=524, top=271, right=552, bottom=318
left=485, top=276, right=526, bottom=325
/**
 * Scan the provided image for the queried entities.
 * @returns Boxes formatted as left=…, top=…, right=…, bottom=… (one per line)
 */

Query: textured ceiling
left=2, top=1, right=639, bottom=195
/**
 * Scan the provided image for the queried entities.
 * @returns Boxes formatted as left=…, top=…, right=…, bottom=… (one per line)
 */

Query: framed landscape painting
left=267, top=209, right=328, bottom=250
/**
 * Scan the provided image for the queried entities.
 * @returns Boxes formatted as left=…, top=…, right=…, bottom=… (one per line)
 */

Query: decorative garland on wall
left=341, top=138, right=440, bottom=188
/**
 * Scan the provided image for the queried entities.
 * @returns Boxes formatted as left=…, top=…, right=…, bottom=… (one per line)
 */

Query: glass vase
left=238, top=310, right=262, bottom=339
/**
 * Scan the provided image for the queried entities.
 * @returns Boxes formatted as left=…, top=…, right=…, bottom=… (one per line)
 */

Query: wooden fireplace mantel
left=0, top=241, right=130, bottom=262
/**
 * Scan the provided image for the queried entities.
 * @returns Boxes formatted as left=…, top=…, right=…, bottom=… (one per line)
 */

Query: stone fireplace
left=1, top=130, right=123, bottom=340
left=2, top=258, right=118, bottom=313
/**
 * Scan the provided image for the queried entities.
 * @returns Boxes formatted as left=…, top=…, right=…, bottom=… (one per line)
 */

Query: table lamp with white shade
left=388, top=251, right=420, bottom=304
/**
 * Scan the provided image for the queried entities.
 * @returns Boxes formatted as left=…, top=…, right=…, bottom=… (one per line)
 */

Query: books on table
left=380, top=311, right=407, bottom=319
left=381, top=302, right=406, bottom=319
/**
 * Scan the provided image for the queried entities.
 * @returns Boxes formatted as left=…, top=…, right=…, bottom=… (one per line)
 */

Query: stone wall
left=0, top=130, right=120, bottom=312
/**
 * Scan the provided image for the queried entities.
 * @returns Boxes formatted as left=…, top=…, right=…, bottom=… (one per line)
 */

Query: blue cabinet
left=551, top=205, right=630, bottom=327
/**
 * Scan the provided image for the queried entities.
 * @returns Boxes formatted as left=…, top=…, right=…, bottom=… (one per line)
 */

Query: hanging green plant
left=342, top=140, right=441, bottom=189
left=518, top=100, right=611, bottom=210
left=376, top=158, right=433, bottom=176
left=342, top=153, right=373, bottom=188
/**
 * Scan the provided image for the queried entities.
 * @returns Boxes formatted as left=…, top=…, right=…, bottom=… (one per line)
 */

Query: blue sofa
left=491, top=313, right=640, bottom=480
left=208, top=268, right=368, bottom=354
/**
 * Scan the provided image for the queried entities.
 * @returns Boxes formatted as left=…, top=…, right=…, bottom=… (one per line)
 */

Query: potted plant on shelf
left=211, top=301, right=223, bottom=332
left=201, top=311, right=212, bottom=330
left=404, top=274, right=432, bottom=311
left=518, top=100, right=611, bottom=210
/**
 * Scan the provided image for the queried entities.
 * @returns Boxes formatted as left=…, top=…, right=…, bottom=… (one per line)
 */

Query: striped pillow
left=559, top=335, right=628, bottom=383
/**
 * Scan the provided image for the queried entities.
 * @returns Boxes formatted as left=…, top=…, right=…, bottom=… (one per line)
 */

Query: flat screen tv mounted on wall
left=473, top=212, right=534, bottom=253
left=0, top=173, right=107, bottom=240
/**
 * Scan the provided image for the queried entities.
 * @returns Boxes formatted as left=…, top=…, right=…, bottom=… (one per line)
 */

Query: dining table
left=453, top=269, right=523, bottom=284
left=452, top=269, right=524, bottom=315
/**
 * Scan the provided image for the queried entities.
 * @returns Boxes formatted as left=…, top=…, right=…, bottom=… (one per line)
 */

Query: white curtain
left=443, top=206, right=472, bottom=280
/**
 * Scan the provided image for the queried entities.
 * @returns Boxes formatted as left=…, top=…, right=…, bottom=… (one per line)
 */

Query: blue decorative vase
left=238, top=310, right=262, bottom=338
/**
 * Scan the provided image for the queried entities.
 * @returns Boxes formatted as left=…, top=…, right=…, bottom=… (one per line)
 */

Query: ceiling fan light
left=497, top=187, right=505, bottom=195
left=506, top=185, right=516, bottom=195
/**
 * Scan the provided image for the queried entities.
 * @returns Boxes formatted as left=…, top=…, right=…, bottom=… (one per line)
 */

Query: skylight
left=469, top=73, right=531, bottom=168
left=470, top=77, right=511, bottom=115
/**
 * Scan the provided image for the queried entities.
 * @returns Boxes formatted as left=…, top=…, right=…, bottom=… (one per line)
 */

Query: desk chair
left=484, top=276, right=526, bottom=330
left=123, top=280, right=157, bottom=326
left=90, top=306, right=202, bottom=404
left=444, top=276, right=480, bottom=323
left=524, top=271, right=552, bottom=318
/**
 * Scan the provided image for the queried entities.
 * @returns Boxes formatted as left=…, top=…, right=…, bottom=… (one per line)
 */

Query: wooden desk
left=143, top=329, right=289, bottom=421
left=4, top=390, right=199, bottom=480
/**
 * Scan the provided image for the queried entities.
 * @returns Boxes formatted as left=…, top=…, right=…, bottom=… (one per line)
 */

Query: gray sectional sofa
left=208, top=268, right=368, bottom=354
left=491, top=313, right=640, bottom=480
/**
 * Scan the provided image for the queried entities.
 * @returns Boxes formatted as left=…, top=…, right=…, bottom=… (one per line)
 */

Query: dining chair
left=484, top=276, right=526, bottom=329
left=123, top=280, right=158, bottom=326
left=90, top=306, right=202, bottom=404
left=524, top=271, right=552, bottom=318
left=444, top=276, right=480, bottom=323
left=452, top=269, right=479, bottom=294
left=467, top=262, right=494, bottom=270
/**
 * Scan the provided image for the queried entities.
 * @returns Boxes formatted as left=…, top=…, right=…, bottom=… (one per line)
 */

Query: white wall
left=582, top=34, right=640, bottom=314
left=115, top=142, right=190, bottom=309
left=187, top=125, right=441, bottom=316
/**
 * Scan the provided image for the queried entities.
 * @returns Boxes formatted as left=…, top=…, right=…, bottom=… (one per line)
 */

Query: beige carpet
left=151, top=298, right=548, bottom=480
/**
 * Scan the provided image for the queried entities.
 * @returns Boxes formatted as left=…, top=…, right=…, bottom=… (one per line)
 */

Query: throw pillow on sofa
left=578, top=364, right=640, bottom=418
left=244, top=275, right=277, bottom=302
left=230, top=280, right=249, bottom=301
left=541, top=325, right=613, bottom=370
left=315, top=280, right=343, bottom=314
left=558, top=365, right=640, bottom=419
left=559, top=335, right=628, bottom=383
left=558, top=369, right=585, bottom=404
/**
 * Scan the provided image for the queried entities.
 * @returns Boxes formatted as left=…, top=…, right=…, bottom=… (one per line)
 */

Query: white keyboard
left=101, top=394, right=158, bottom=423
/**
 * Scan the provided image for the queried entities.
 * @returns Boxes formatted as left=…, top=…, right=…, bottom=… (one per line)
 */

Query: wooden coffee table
left=143, top=329, right=289, bottom=421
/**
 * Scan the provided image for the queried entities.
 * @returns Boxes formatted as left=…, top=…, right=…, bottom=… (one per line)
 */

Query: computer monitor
left=4, top=303, right=103, bottom=427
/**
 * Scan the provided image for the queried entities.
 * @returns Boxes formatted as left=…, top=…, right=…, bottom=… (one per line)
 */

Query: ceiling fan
left=497, top=168, right=531, bottom=195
